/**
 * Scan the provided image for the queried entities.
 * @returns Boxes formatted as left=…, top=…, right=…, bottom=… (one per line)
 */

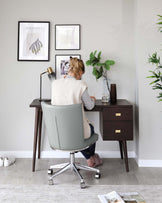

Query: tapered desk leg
left=119, top=141, right=123, bottom=159
left=123, top=140, right=129, bottom=172
left=38, top=109, right=42, bottom=159
left=32, top=108, right=39, bottom=172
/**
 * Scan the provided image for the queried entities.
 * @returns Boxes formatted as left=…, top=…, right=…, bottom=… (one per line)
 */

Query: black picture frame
left=55, top=24, right=81, bottom=50
left=55, top=54, right=81, bottom=78
left=17, top=21, right=50, bottom=61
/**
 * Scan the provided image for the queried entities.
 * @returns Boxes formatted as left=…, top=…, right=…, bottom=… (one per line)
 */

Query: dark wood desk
left=30, top=99, right=133, bottom=172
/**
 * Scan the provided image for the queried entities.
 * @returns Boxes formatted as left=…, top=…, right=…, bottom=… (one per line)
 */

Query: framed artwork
left=17, top=21, right=50, bottom=61
left=55, top=54, right=81, bottom=78
left=55, top=24, right=80, bottom=50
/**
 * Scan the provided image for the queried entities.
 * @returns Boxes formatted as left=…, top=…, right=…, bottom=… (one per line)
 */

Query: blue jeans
left=81, top=124, right=96, bottom=160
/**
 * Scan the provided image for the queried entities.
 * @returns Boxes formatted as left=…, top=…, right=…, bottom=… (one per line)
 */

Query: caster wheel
left=48, top=169, right=53, bottom=175
left=80, top=181, right=86, bottom=189
left=48, top=179, right=54, bottom=185
left=95, top=173, right=101, bottom=179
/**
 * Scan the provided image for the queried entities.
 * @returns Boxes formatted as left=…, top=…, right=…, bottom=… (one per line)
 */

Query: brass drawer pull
left=115, top=129, right=121, bottom=133
left=115, top=113, right=121, bottom=117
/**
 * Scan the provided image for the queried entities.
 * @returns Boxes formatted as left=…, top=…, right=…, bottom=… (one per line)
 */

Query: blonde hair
left=68, top=57, right=85, bottom=77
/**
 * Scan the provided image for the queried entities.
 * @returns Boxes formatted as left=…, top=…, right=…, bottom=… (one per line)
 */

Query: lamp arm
left=40, top=71, right=47, bottom=76
left=40, top=74, right=42, bottom=101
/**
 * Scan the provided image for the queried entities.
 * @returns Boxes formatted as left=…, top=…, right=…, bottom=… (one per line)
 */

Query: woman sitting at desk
left=51, top=57, right=102, bottom=167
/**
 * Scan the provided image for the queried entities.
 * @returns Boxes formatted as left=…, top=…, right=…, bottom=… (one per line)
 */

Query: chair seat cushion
left=53, top=133, right=98, bottom=151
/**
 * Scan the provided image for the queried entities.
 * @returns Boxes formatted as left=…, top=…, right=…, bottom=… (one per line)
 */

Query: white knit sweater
left=51, top=78, right=91, bottom=139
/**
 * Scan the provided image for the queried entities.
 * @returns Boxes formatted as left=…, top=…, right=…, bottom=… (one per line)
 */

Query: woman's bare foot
left=93, top=153, right=103, bottom=167
left=87, top=156, right=95, bottom=167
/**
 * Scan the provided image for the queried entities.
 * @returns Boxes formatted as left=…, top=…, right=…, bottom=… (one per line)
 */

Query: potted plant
left=147, top=15, right=162, bottom=102
left=86, top=50, right=115, bottom=102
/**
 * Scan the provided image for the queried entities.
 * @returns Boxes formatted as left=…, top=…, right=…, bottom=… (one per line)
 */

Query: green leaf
left=158, top=92, right=162, bottom=97
left=153, top=87, right=162, bottom=90
left=94, top=50, right=97, bottom=56
left=160, top=76, right=162, bottom=82
left=86, top=60, right=91, bottom=66
left=92, top=67, right=100, bottom=78
left=146, top=75, right=157, bottom=78
left=149, top=70, right=158, bottom=77
left=149, top=79, right=160, bottom=85
left=105, top=60, right=115, bottom=66
left=157, top=93, right=162, bottom=101
left=92, top=67, right=97, bottom=76
left=148, top=52, right=160, bottom=64
left=90, top=52, right=95, bottom=60
left=96, top=62, right=105, bottom=66
left=98, top=72, right=103, bottom=79
left=157, top=15, right=162, bottom=17
left=153, top=84, right=162, bottom=90
left=158, top=71, right=161, bottom=76
left=104, top=63, right=110, bottom=70
left=99, top=66, right=103, bottom=74
left=97, top=51, right=101, bottom=60
left=92, top=67, right=102, bottom=79
left=92, top=58, right=100, bottom=66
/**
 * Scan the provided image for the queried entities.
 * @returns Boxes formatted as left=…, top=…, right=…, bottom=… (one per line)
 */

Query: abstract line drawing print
left=29, top=38, right=43, bottom=55
left=18, top=21, right=50, bottom=61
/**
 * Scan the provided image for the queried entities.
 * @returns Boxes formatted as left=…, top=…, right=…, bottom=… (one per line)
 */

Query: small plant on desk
left=86, top=50, right=115, bottom=93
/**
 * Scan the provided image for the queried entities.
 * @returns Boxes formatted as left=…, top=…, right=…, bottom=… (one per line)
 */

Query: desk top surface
left=30, top=99, right=132, bottom=110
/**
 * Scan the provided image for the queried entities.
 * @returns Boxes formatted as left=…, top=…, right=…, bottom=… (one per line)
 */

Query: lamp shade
left=47, top=67, right=53, bottom=74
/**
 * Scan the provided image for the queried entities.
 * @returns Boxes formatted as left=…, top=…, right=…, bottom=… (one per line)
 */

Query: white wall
left=135, top=0, right=162, bottom=165
left=0, top=0, right=161, bottom=165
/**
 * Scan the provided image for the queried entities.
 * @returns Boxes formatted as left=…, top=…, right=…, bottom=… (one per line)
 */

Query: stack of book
left=98, top=191, right=146, bottom=203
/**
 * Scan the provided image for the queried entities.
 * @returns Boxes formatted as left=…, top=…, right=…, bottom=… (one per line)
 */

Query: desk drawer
left=102, top=121, right=133, bottom=140
left=103, top=107, right=133, bottom=121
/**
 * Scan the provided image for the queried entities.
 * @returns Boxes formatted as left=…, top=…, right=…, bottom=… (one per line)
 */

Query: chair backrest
left=41, top=102, right=85, bottom=151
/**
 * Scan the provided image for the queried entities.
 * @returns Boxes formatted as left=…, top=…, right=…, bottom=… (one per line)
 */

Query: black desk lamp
left=40, top=67, right=55, bottom=101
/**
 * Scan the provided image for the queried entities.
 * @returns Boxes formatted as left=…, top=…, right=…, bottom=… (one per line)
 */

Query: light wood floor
left=0, top=158, right=162, bottom=186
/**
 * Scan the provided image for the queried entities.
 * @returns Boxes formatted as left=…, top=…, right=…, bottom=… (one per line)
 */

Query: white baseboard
left=41, top=150, right=136, bottom=158
left=1, top=151, right=162, bottom=167
left=0, top=150, right=136, bottom=158
left=0, top=151, right=33, bottom=158
left=137, top=159, right=162, bottom=167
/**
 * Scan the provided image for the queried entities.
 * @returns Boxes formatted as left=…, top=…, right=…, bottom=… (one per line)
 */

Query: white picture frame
left=55, top=54, right=81, bottom=78
left=17, top=21, right=50, bottom=61
left=55, top=24, right=80, bottom=50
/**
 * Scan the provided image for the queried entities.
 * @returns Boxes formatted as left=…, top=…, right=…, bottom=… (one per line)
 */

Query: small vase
left=110, top=84, right=117, bottom=104
left=102, top=78, right=110, bottom=103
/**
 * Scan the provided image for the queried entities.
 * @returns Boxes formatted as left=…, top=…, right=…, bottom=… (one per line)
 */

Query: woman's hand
left=90, top=96, right=96, bottom=102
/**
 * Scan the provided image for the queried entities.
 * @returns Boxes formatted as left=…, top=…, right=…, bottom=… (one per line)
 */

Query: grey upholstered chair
left=41, top=102, right=100, bottom=188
